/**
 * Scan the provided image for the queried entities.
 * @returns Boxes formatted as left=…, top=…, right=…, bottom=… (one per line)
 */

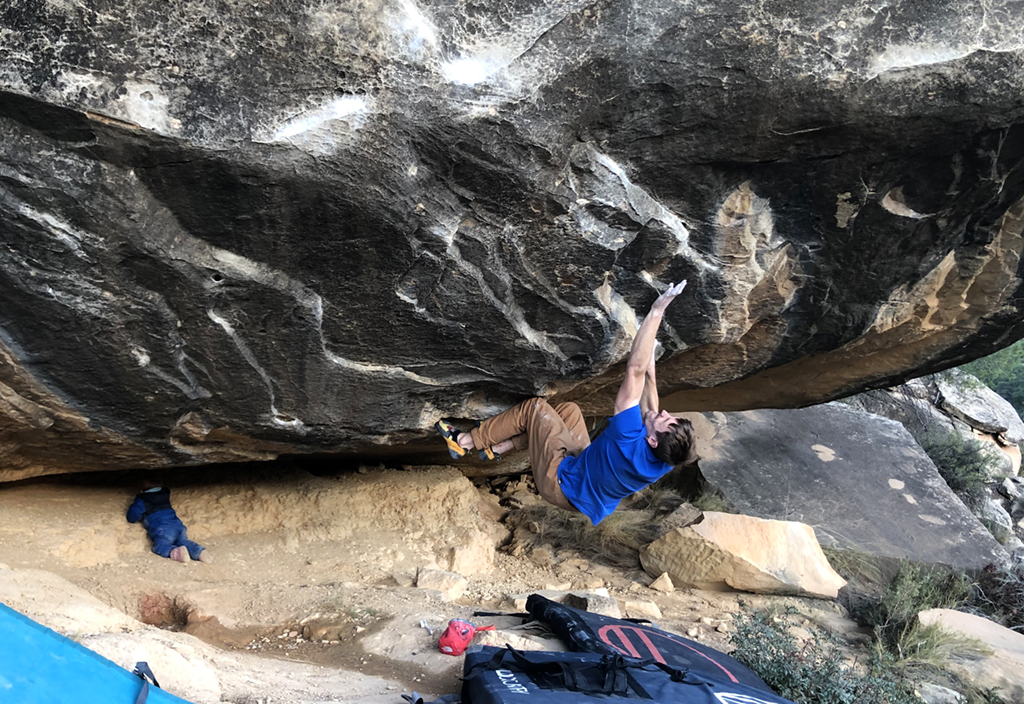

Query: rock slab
left=683, top=404, right=1010, bottom=571
left=640, top=511, right=847, bottom=599
left=936, top=371, right=1024, bottom=445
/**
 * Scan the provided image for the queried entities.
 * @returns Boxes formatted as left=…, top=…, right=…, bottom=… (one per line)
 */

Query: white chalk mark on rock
left=447, top=242, right=567, bottom=361
left=868, top=44, right=980, bottom=79
left=812, top=444, right=837, bottom=461
left=393, top=0, right=438, bottom=54
left=208, top=310, right=305, bottom=429
left=881, top=187, right=931, bottom=219
left=14, top=202, right=96, bottom=260
left=568, top=145, right=717, bottom=272
left=116, top=80, right=175, bottom=134
left=441, top=57, right=505, bottom=86
left=269, top=96, right=371, bottom=141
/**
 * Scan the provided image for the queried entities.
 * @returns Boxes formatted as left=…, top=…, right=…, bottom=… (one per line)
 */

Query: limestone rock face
left=3, top=2, right=1024, bottom=477
left=918, top=608, right=1024, bottom=703
left=639, top=511, right=847, bottom=599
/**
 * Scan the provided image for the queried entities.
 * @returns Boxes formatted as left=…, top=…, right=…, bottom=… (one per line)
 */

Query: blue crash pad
left=0, top=601, right=194, bottom=703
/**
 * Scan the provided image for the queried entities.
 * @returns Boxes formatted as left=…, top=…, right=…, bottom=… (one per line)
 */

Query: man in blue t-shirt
left=436, top=280, right=697, bottom=524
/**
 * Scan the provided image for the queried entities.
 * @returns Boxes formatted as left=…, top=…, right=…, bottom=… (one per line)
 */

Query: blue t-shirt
left=558, top=404, right=674, bottom=525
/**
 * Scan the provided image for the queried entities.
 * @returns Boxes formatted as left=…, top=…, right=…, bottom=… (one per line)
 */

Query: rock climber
left=127, top=484, right=212, bottom=563
left=437, top=280, right=697, bottom=524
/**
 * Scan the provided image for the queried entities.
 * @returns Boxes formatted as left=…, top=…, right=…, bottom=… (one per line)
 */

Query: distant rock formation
left=3, top=1, right=1024, bottom=478
left=848, top=372, right=1023, bottom=478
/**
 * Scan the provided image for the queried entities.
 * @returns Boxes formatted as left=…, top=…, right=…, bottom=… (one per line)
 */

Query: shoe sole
left=435, top=421, right=467, bottom=459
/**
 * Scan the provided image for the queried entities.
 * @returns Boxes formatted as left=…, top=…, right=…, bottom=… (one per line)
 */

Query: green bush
left=917, top=430, right=993, bottom=510
left=729, top=609, right=919, bottom=704
left=852, top=562, right=971, bottom=649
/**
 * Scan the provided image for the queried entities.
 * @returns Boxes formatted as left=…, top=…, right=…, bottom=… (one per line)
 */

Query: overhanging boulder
left=3, top=1, right=1024, bottom=478
left=681, top=404, right=1010, bottom=571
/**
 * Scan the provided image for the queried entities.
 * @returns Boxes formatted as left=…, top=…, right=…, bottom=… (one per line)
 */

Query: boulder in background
left=681, top=404, right=1010, bottom=572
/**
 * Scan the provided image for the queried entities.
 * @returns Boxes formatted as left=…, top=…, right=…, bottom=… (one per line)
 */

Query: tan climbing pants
left=470, top=398, right=590, bottom=512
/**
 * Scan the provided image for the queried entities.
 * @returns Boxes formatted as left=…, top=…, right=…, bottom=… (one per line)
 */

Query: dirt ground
left=0, top=461, right=862, bottom=703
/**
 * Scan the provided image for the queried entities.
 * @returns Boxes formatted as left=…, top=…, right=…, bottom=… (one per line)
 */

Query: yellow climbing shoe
left=436, top=420, right=467, bottom=459
left=478, top=446, right=501, bottom=461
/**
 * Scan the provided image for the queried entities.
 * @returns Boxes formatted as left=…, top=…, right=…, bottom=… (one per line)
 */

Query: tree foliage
left=963, top=339, right=1024, bottom=415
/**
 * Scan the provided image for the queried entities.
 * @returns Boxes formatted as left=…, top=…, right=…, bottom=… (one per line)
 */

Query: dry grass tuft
left=505, top=489, right=685, bottom=568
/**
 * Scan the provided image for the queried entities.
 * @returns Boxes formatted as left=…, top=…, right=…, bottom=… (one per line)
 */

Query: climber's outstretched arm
left=640, top=349, right=659, bottom=417
left=614, top=281, right=687, bottom=415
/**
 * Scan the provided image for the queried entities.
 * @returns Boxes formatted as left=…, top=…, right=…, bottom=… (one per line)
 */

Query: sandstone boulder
left=915, top=683, right=964, bottom=704
left=415, top=568, right=467, bottom=600
left=936, top=371, right=1024, bottom=445
left=978, top=497, right=1015, bottom=543
left=640, top=512, right=846, bottom=599
left=649, top=572, right=675, bottom=593
left=623, top=600, right=662, bottom=620
left=918, top=608, right=1024, bottom=703
left=683, top=404, right=1010, bottom=571
left=653, top=503, right=703, bottom=538
left=2, top=2, right=1024, bottom=479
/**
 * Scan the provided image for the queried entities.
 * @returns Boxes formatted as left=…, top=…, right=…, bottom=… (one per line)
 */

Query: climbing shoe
left=471, top=420, right=500, bottom=461
left=478, top=446, right=501, bottom=462
left=436, top=420, right=467, bottom=459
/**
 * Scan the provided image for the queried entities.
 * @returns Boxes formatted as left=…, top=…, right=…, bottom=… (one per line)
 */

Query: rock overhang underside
left=2, top=0, right=1024, bottom=479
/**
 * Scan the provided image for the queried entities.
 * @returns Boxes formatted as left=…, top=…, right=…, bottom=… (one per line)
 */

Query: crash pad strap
left=133, top=662, right=161, bottom=704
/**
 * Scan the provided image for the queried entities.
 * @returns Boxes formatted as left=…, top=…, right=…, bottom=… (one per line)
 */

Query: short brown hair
left=652, top=418, right=698, bottom=466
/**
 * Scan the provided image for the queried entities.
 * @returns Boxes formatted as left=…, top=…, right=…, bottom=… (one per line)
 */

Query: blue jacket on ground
left=127, top=487, right=205, bottom=560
